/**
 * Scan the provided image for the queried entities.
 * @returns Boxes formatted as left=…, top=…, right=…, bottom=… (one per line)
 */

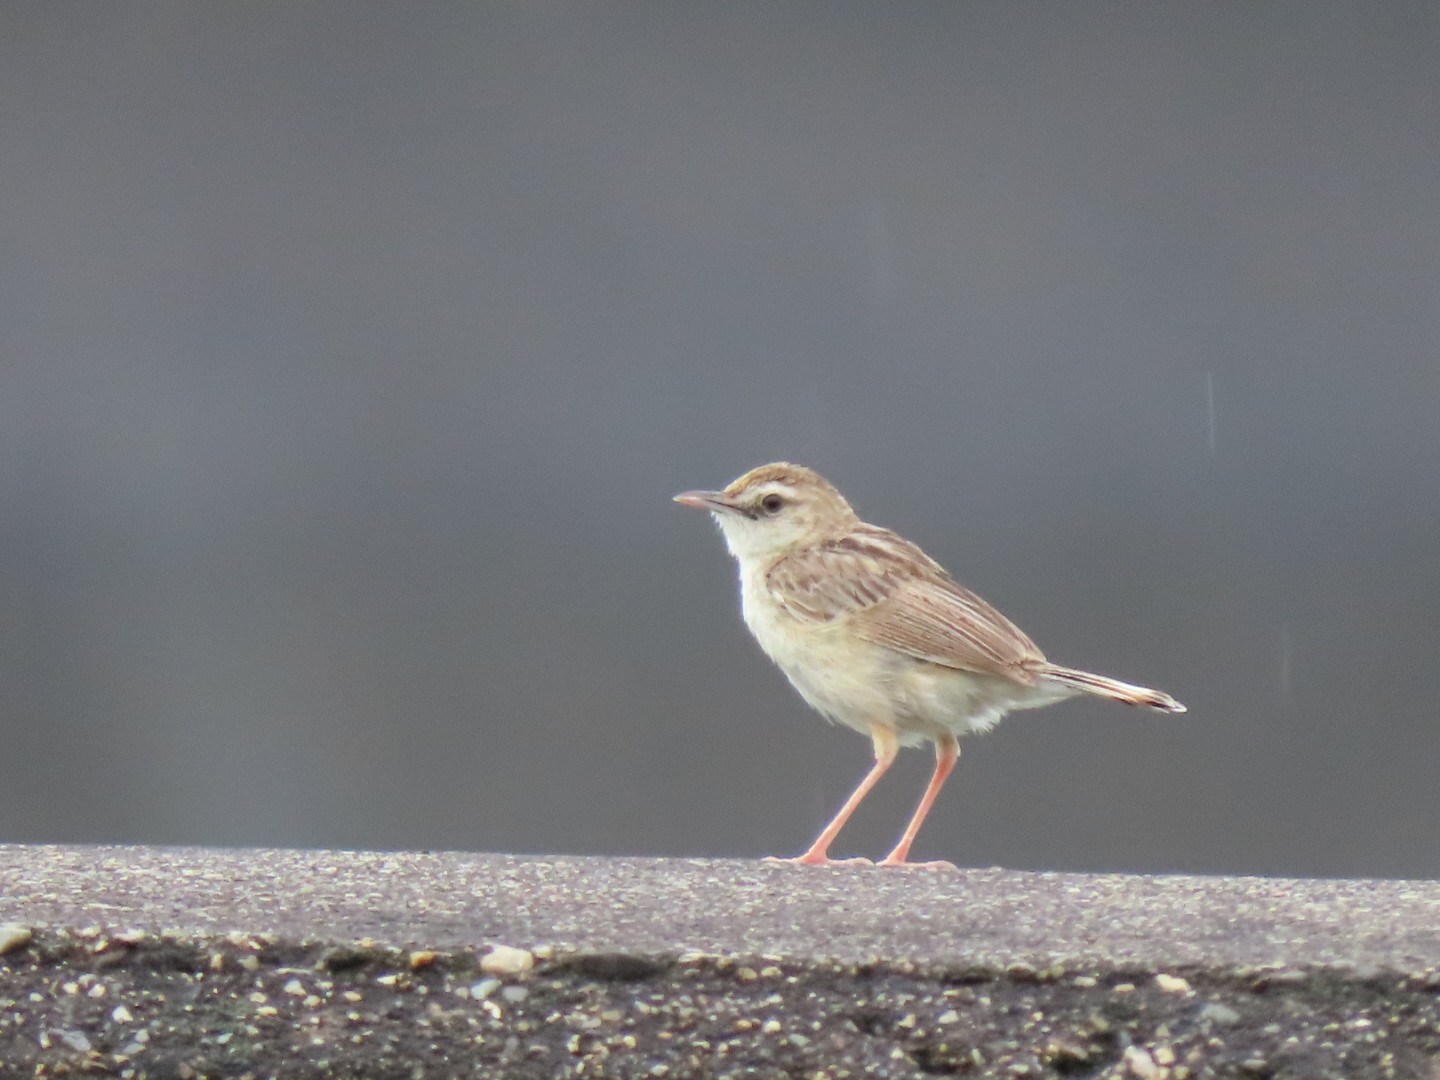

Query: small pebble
left=480, top=944, right=534, bottom=977
left=470, top=978, right=501, bottom=999
left=1123, top=1045, right=1161, bottom=1079
left=111, top=1005, right=134, bottom=1024
left=1198, top=1002, right=1242, bottom=1026
left=0, top=925, right=32, bottom=955
left=1156, top=973, right=1192, bottom=994
left=59, top=1030, right=93, bottom=1054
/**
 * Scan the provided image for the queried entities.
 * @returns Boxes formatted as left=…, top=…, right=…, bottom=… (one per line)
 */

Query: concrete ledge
left=1, top=845, right=1438, bottom=1077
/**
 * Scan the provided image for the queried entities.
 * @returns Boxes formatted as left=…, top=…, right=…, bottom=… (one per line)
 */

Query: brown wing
left=766, top=525, right=1045, bottom=680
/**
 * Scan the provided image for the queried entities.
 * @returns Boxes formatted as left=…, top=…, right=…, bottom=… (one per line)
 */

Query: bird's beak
left=673, top=489, right=743, bottom=515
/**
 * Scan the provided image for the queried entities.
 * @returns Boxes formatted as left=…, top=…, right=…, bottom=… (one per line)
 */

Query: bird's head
left=674, top=462, right=859, bottom=562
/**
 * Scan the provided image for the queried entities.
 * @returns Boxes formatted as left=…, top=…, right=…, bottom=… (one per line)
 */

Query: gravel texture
left=1, top=845, right=1439, bottom=1078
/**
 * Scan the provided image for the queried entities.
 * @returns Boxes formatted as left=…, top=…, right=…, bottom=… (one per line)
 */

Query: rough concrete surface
left=1, top=845, right=1438, bottom=1078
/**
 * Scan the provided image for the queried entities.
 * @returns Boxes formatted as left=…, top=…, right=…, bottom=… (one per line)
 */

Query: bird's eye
left=760, top=493, right=785, bottom=514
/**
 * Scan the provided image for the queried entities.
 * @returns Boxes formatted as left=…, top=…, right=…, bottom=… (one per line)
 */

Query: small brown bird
left=675, top=463, right=1184, bottom=867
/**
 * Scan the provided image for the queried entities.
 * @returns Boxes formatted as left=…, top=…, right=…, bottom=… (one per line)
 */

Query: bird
left=674, top=462, right=1185, bottom=868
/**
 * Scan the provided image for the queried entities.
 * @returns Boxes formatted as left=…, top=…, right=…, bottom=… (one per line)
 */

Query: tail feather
left=1039, top=664, right=1186, bottom=713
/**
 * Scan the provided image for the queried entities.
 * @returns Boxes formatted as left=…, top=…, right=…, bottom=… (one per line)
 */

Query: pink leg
left=878, top=735, right=960, bottom=867
left=773, top=726, right=899, bottom=866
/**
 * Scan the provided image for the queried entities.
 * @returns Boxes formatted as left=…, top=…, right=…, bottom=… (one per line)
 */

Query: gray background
left=2, top=2, right=1436, bottom=880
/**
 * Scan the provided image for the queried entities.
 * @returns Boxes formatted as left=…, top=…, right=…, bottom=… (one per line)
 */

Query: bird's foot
left=876, top=856, right=958, bottom=869
left=763, top=853, right=874, bottom=867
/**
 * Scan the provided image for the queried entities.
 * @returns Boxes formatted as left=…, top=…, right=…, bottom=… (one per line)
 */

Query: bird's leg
left=771, top=725, right=899, bottom=866
left=878, top=734, right=960, bottom=868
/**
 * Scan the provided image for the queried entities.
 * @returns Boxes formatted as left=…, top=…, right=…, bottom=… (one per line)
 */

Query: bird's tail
left=1038, top=664, right=1186, bottom=713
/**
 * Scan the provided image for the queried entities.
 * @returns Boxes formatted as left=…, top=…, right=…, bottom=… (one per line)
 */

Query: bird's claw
left=763, top=853, right=874, bottom=867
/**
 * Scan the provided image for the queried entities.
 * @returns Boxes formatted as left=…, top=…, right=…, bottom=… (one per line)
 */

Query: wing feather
left=766, top=526, right=1045, bottom=680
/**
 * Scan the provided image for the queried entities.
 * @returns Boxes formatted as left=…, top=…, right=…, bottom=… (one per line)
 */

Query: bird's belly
left=887, top=661, right=1054, bottom=739
left=741, top=592, right=1066, bottom=745
left=766, top=630, right=898, bottom=731
left=746, top=616, right=898, bottom=735
left=741, top=605, right=1035, bottom=745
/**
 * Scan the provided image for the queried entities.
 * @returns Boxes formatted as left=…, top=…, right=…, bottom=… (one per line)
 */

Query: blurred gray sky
left=2, top=2, right=1437, bottom=878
